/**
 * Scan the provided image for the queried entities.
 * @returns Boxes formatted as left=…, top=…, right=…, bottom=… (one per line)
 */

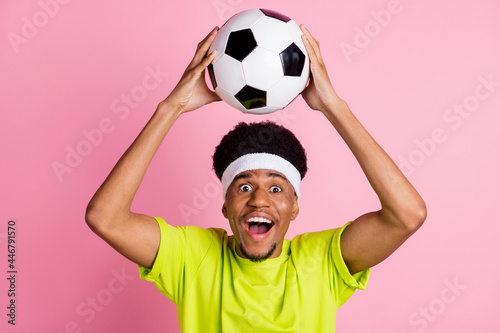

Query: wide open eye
left=270, top=186, right=282, bottom=193
left=239, top=184, right=252, bottom=192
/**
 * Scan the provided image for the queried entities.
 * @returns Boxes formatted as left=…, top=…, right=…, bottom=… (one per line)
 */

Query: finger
left=300, top=25, right=323, bottom=64
left=197, top=26, right=219, bottom=51
left=200, top=49, right=217, bottom=71
left=300, top=25, right=319, bottom=50
left=301, top=30, right=319, bottom=67
left=191, top=27, right=219, bottom=66
left=188, top=49, right=217, bottom=81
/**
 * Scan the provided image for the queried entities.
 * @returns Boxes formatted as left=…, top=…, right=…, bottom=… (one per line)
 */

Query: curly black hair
left=212, top=121, right=308, bottom=180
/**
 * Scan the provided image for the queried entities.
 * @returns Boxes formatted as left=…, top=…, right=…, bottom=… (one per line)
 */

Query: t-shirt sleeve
left=137, top=217, right=219, bottom=305
left=293, top=222, right=370, bottom=307
left=331, top=221, right=370, bottom=306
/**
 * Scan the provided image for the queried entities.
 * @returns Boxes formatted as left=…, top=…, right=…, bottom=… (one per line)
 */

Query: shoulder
left=155, top=217, right=226, bottom=237
left=291, top=227, right=344, bottom=251
left=152, top=217, right=228, bottom=253
left=289, top=224, right=352, bottom=266
left=290, top=224, right=369, bottom=294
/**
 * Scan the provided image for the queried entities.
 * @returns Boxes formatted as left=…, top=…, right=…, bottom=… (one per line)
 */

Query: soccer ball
left=208, top=8, right=310, bottom=114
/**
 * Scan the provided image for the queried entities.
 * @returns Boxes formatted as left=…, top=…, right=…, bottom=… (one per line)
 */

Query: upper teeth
left=247, top=217, right=272, bottom=224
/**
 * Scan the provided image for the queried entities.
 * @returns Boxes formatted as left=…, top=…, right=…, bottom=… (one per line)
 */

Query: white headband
left=221, top=153, right=301, bottom=200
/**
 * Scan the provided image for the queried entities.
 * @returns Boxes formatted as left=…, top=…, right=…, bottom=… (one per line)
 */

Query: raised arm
left=85, top=27, right=221, bottom=269
left=300, top=25, right=426, bottom=275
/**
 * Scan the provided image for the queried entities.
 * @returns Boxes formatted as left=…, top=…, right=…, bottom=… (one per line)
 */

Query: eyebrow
left=267, top=172, right=288, bottom=181
left=232, top=171, right=288, bottom=183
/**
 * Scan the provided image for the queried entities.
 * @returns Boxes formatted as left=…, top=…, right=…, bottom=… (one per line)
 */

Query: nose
left=247, top=187, right=271, bottom=208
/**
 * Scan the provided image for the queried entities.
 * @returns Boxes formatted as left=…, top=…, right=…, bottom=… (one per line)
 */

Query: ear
left=222, top=203, right=228, bottom=219
left=290, top=197, right=299, bottom=221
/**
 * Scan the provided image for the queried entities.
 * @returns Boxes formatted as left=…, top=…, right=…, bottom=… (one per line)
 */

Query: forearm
left=86, top=101, right=182, bottom=225
left=322, top=100, right=426, bottom=229
left=86, top=26, right=219, bottom=228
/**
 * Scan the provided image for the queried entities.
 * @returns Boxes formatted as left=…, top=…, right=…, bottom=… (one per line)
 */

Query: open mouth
left=244, top=217, right=275, bottom=235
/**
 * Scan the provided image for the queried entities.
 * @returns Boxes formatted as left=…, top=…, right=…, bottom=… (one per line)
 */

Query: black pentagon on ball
left=280, top=43, right=306, bottom=77
left=235, top=85, right=267, bottom=110
left=259, top=8, right=291, bottom=22
left=225, top=29, right=257, bottom=61
left=207, top=63, right=217, bottom=89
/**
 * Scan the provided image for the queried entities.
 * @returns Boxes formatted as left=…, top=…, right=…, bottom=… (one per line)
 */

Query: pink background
left=1, top=0, right=499, bottom=332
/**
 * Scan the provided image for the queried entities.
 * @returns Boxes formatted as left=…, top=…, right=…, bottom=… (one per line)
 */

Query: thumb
left=206, top=90, right=222, bottom=103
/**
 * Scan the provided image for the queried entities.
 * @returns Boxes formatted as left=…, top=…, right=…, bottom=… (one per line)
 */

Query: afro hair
left=212, top=121, right=307, bottom=180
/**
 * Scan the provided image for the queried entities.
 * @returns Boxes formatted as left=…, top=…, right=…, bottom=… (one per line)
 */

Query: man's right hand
left=163, top=26, right=221, bottom=114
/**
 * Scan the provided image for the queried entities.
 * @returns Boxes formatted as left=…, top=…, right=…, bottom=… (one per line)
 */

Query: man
left=86, top=25, right=426, bottom=332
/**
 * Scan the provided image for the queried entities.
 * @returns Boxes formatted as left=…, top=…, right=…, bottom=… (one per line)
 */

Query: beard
left=239, top=242, right=277, bottom=263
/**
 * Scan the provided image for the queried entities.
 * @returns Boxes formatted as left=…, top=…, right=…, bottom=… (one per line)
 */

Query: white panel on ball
left=224, top=8, right=264, bottom=31
left=214, top=87, right=248, bottom=113
left=252, top=17, right=293, bottom=53
left=242, top=48, right=283, bottom=91
left=287, top=21, right=308, bottom=55
left=267, top=77, right=305, bottom=108
left=213, top=54, right=246, bottom=95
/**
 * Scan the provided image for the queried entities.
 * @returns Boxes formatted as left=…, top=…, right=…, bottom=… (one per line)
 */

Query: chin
left=240, top=243, right=277, bottom=262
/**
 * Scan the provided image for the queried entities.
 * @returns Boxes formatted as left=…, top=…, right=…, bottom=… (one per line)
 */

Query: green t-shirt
left=138, top=217, right=369, bottom=332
